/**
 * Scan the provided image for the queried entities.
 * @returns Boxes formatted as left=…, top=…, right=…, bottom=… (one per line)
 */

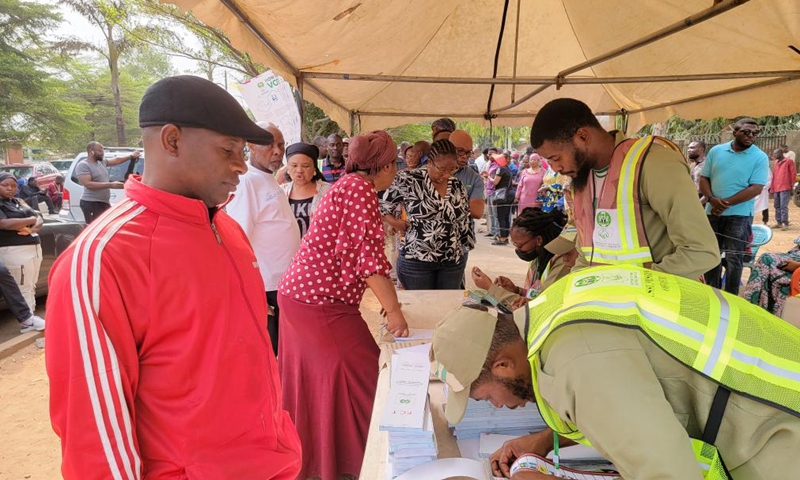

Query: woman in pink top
left=515, top=153, right=545, bottom=211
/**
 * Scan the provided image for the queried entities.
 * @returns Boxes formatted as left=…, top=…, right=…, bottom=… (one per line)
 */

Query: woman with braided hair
left=471, top=207, right=578, bottom=307
left=381, top=139, right=475, bottom=289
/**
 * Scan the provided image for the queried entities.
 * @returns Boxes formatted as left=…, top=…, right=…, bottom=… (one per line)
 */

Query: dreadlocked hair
left=512, top=207, right=568, bottom=276
left=428, top=139, right=458, bottom=160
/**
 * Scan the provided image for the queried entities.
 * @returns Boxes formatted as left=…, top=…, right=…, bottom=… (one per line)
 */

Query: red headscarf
left=346, top=130, right=397, bottom=174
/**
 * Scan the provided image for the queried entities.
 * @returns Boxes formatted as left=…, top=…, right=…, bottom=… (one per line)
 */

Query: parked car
left=60, top=148, right=143, bottom=223
left=50, top=158, right=74, bottom=176
left=0, top=216, right=85, bottom=310
left=0, top=162, right=61, bottom=190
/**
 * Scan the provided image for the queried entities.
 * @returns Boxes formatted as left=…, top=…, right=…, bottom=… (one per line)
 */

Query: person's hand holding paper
left=490, top=431, right=552, bottom=478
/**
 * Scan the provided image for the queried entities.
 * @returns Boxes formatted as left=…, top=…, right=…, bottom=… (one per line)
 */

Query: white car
left=60, top=147, right=143, bottom=223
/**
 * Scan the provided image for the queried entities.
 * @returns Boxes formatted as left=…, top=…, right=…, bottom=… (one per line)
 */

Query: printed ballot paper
left=380, top=353, right=438, bottom=477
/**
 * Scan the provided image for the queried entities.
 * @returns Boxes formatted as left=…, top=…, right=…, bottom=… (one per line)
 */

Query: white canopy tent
left=163, top=0, right=800, bottom=134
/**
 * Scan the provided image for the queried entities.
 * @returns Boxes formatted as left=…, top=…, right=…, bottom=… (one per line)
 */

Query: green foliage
left=637, top=113, right=800, bottom=139
left=384, top=121, right=530, bottom=150
left=302, top=101, right=341, bottom=141
left=384, top=124, right=430, bottom=145
left=0, top=0, right=62, bottom=145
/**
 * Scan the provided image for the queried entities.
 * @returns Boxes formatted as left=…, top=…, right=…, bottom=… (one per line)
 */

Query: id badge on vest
left=592, top=209, right=622, bottom=251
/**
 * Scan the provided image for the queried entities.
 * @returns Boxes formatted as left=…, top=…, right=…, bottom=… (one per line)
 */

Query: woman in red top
left=278, top=130, right=409, bottom=480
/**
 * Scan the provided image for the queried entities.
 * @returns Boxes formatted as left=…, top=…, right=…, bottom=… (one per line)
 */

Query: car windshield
left=0, top=166, right=34, bottom=178
left=51, top=161, right=72, bottom=170
left=71, top=157, right=144, bottom=183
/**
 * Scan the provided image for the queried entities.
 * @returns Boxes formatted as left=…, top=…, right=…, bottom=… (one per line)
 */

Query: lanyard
left=553, top=431, right=561, bottom=473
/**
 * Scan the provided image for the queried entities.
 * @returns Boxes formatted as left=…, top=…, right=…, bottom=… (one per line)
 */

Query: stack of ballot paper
left=380, top=353, right=438, bottom=478
left=450, top=398, right=548, bottom=439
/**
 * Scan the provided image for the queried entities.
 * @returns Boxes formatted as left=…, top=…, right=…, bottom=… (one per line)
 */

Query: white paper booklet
left=380, top=353, right=430, bottom=431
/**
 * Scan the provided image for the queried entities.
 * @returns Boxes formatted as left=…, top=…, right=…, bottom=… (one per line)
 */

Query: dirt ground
left=2, top=208, right=799, bottom=479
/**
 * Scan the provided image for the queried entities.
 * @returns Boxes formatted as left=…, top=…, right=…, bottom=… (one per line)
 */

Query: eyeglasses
left=455, top=148, right=471, bottom=158
left=738, top=129, right=761, bottom=137
left=513, top=236, right=537, bottom=250
left=429, top=161, right=458, bottom=176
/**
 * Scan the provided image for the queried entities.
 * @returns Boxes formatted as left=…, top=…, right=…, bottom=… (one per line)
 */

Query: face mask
left=515, top=247, right=539, bottom=262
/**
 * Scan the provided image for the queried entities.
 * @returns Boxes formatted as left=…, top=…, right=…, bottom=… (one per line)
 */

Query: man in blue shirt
left=450, top=130, right=486, bottom=222
left=699, top=118, right=769, bottom=294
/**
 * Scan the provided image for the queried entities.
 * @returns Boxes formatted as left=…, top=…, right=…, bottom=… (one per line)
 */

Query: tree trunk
left=108, top=24, right=126, bottom=146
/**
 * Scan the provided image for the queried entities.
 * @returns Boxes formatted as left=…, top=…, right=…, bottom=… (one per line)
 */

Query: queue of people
left=41, top=75, right=799, bottom=480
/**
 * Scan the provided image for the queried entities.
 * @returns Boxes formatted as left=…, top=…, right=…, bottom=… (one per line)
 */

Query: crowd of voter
left=35, top=76, right=800, bottom=480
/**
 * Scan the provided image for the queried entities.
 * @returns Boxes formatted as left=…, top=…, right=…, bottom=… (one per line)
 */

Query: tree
left=132, top=0, right=261, bottom=78
left=132, top=0, right=343, bottom=141
left=58, top=0, right=141, bottom=146
left=0, top=0, right=67, bottom=145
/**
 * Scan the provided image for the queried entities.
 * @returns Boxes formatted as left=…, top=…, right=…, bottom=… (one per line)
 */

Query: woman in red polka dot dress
left=277, top=130, right=409, bottom=480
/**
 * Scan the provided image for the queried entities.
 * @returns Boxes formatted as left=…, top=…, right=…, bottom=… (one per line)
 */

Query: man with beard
left=699, top=118, right=769, bottom=294
left=76, top=142, right=140, bottom=223
left=321, top=134, right=346, bottom=182
left=432, top=267, right=800, bottom=480
left=687, top=140, right=707, bottom=195
left=227, top=123, right=300, bottom=356
left=530, top=98, right=718, bottom=280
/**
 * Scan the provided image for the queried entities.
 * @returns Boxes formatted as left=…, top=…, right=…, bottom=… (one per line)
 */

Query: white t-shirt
left=226, top=163, right=301, bottom=291
left=475, top=155, right=489, bottom=173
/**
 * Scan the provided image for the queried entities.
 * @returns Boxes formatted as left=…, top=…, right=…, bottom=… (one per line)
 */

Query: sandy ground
left=1, top=208, right=799, bottom=479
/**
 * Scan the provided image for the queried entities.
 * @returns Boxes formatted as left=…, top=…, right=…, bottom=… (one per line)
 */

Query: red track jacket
left=46, top=178, right=301, bottom=480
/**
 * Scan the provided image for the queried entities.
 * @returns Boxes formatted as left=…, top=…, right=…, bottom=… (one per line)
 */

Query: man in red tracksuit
left=45, top=76, right=302, bottom=480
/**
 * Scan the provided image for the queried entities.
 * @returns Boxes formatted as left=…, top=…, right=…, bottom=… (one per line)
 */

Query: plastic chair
left=792, top=268, right=800, bottom=298
left=743, top=224, right=773, bottom=272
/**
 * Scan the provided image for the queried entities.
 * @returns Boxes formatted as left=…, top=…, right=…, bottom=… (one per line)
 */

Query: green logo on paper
left=399, top=398, right=411, bottom=404
left=574, top=275, right=600, bottom=287
left=596, top=211, right=612, bottom=227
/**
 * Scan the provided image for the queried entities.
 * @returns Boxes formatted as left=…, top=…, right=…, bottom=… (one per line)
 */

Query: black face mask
left=515, top=247, right=539, bottom=262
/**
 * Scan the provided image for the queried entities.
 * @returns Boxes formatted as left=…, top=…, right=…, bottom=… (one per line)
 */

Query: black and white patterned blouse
left=380, top=168, right=475, bottom=263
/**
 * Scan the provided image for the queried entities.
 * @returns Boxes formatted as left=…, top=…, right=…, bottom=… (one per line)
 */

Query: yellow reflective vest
left=569, top=135, right=683, bottom=266
left=526, top=265, right=800, bottom=479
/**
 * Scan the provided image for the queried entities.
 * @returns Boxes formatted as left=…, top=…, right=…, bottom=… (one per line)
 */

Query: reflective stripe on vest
left=579, top=136, right=683, bottom=266
left=526, top=266, right=800, bottom=479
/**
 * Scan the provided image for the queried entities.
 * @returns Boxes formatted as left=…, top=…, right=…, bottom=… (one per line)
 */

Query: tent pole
left=626, top=75, right=800, bottom=114
left=296, top=73, right=305, bottom=124
left=295, top=72, right=304, bottom=141
left=301, top=70, right=800, bottom=85
left=356, top=111, right=610, bottom=118
left=491, top=85, right=550, bottom=114
left=218, top=0, right=349, bottom=114
left=510, top=0, right=522, bottom=103
left=556, top=0, right=752, bottom=84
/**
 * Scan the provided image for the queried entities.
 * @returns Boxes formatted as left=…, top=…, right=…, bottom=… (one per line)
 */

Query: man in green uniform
left=432, top=266, right=800, bottom=479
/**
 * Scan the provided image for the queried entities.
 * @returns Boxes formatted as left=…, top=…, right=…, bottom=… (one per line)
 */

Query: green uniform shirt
left=574, top=132, right=720, bottom=280
left=536, top=323, right=800, bottom=479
